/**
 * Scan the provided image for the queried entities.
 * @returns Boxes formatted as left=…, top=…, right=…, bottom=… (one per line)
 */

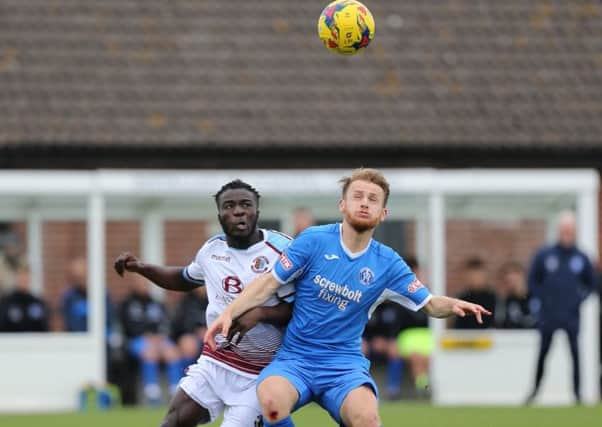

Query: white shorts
left=179, top=356, right=262, bottom=427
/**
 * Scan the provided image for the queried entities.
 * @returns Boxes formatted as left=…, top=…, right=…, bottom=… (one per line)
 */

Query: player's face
left=217, top=189, right=259, bottom=239
left=339, top=180, right=387, bottom=233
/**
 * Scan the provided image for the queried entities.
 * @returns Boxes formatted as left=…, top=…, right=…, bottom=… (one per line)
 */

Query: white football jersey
left=184, top=229, right=294, bottom=377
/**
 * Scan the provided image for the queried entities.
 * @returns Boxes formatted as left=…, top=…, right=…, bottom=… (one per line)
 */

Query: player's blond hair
left=339, top=168, right=390, bottom=206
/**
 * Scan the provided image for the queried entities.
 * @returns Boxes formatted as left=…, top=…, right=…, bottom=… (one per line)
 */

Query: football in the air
left=317, top=0, right=375, bottom=55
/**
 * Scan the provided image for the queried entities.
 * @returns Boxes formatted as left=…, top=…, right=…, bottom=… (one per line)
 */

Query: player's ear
left=338, top=198, right=345, bottom=212
left=380, top=207, right=388, bottom=221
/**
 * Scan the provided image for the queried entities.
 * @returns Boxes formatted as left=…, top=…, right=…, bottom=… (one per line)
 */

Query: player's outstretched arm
left=114, top=251, right=195, bottom=292
left=422, top=296, right=491, bottom=324
left=204, top=272, right=280, bottom=350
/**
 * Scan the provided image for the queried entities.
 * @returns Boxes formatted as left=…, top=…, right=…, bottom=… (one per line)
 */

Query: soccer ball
left=317, top=0, right=375, bottom=55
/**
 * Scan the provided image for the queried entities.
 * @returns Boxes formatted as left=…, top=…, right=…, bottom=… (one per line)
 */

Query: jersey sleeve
left=272, top=230, right=314, bottom=285
left=275, top=282, right=296, bottom=303
left=383, top=255, right=432, bottom=311
left=182, top=248, right=206, bottom=287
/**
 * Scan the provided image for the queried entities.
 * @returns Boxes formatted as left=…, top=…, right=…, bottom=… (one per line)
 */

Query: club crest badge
left=359, top=267, right=374, bottom=286
left=251, top=255, right=270, bottom=273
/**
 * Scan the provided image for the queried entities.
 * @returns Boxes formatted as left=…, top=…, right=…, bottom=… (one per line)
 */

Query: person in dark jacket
left=495, top=261, right=538, bottom=329
left=120, top=274, right=181, bottom=405
left=526, top=211, right=595, bottom=404
left=170, top=286, right=208, bottom=371
left=0, top=262, right=49, bottom=332
left=453, top=257, right=497, bottom=329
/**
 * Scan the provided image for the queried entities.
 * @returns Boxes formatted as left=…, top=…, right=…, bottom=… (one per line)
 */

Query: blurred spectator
left=362, top=300, right=404, bottom=399
left=396, top=256, right=432, bottom=397
left=0, top=226, right=22, bottom=293
left=363, top=253, right=418, bottom=399
left=119, top=274, right=181, bottom=406
left=170, top=286, right=208, bottom=372
left=292, top=207, right=315, bottom=237
left=495, top=261, right=538, bottom=329
left=61, top=257, right=90, bottom=331
left=0, top=261, right=49, bottom=332
left=453, top=257, right=497, bottom=329
left=526, top=211, right=595, bottom=405
left=61, top=257, right=114, bottom=332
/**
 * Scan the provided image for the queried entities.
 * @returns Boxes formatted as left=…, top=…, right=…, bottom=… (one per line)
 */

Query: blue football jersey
left=272, top=223, right=431, bottom=363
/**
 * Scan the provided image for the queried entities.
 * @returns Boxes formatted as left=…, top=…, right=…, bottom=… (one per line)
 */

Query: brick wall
left=106, top=221, right=141, bottom=305
left=163, top=221, right=208, bottom=308
left=444, top=219, right=546, bottom=296
left=43, top=221, right=87, bottom=330
left=403, top=219, right=546, bottom=296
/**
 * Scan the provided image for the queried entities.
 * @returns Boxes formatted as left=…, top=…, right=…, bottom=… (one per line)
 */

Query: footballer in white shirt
left=115, top=179, right=294, bottom=427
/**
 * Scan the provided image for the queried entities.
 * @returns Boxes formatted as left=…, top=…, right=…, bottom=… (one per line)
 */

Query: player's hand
left=114, top=252, right=143, bottom=277
left=226, top=307, right=265, bottom=345
left=204, top=310, right=233, bottom=351
left=452, top=300, right=492, bottom=324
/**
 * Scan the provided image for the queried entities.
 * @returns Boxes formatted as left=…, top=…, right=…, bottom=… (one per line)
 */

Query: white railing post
left=87, top=189, right=106, bottom=387
left=142, top=207, right=165, bottom=300
left=429, top=191, right=446, bottom=403
left=577, top=188, right=600, bottom=405
left=26, top=208, right=43, bottom=296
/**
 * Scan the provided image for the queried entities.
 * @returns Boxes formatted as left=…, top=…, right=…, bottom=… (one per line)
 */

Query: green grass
left=1, top=403, right=601, bottom=427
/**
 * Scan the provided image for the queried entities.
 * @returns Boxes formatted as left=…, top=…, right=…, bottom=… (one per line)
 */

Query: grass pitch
left=0, top=402, right=600, bottom=427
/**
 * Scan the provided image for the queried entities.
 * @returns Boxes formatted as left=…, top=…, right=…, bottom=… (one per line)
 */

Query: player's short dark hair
left=213, top=179, right=261, bottom=206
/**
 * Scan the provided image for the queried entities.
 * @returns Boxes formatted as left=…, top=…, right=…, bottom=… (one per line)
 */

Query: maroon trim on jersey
left=271, top=230, right=293, bottom=241
left=202, top=345, right=268, bottom=375
left=264, top=241, right=283, bottom=255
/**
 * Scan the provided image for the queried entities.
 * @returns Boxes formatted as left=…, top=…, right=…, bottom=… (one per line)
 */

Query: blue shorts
left=257, top=355, right=378, bottom=424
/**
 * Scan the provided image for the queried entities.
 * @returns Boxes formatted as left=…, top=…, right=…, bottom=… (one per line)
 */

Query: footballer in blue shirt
left=206, top=168, right=491, bottom=427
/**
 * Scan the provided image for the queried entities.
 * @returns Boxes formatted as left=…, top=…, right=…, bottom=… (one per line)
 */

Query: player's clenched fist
left=114, top=252, right=143, bottom=277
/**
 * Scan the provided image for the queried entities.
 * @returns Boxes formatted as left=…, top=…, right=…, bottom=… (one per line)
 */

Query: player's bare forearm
left=254, top=302, right=293, bottom=327
left=114, top=252, right=195, bottom=292
left=225, top=272, right=280, bottom=319
left=422, top=296, right=459, bottom=318
left=136, top=264, right=193, bottom=292
left=226, top=302, right=293, bottom=343
left=422, top=295, right=491, bottom=324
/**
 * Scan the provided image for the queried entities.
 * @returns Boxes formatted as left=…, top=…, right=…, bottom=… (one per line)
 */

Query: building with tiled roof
left=1, top=0, right=602, bottom=168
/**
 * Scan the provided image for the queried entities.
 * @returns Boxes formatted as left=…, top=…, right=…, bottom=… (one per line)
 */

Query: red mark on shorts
left=269, top=411, right=278, bottom=421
